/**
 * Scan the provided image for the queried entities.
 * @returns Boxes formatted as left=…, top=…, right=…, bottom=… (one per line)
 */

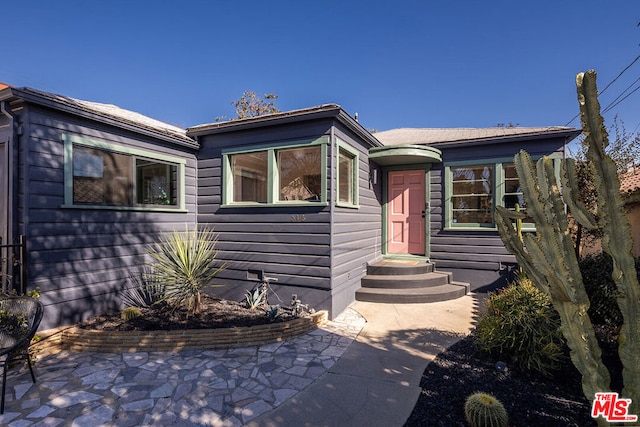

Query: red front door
left=387, top=170, right=426, bottom=255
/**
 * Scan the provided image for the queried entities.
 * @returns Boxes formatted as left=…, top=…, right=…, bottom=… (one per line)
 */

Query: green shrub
left=474, top=278, right=565, bottom=376
left=578, top=252, right=626, bottom=327
left=464, top=392, right=508, bottom=427
left=145, top=226, right=226, bottom=315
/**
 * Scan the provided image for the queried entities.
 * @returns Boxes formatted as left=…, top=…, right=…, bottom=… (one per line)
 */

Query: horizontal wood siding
left=330, top=124, right=382, bottom=315
left=430, top=137, right=566, bottom=286
left=196, top=120, right=335, bottom=311
left=18, top=104, right=197, bottom=329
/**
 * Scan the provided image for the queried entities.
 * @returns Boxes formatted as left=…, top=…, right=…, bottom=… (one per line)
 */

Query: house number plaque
left=290, top=214, right=306, bottom=222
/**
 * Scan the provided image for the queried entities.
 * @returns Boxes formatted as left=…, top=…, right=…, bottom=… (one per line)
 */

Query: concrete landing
left=248, top=293, right=485, bottom=426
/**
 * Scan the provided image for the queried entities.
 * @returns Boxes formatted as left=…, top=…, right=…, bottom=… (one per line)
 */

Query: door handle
left=421, top=210, right=426, bottom=218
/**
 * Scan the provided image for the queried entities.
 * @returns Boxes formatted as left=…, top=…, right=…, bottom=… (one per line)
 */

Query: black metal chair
left=0, top=296, right=44, bottom=414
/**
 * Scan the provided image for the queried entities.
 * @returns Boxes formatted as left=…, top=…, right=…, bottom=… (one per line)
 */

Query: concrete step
left=360, top=271, right=452, bottom=289
left=366, top=261, right=435, bottom=276
left=355, top=283, right=468, bottom=304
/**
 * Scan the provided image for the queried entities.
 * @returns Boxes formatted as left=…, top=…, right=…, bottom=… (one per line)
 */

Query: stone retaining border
left=36, top=310, right=328, bottom=353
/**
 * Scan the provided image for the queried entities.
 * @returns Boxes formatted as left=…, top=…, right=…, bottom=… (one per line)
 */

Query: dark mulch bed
left=77, top=294, right=298, bottom=331
left=405, top=329, right=623, bottom=427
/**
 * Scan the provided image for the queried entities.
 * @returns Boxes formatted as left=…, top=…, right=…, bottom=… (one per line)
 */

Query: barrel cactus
left=464, top=392, right=508, bottom=427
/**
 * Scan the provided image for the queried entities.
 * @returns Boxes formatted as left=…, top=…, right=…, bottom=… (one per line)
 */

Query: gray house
left=1, top=86, right=199, bottom=329
left=0, top=85, right=581, bottom=329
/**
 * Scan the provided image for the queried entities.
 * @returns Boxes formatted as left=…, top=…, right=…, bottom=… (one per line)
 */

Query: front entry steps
left=355, top=260, right=470, bottom=304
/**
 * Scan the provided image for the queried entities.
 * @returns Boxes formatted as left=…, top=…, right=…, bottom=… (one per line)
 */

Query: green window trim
left=221, top=137, right=329, bottom=207
left=62, top=134, right=187, bottom=211
left=444, top=155, right=561, bottom=231
left=335, top=138, right=360, bottom=208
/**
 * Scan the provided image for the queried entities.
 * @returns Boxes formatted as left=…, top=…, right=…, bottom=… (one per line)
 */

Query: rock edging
left=37, top=310, right=328, bottom=353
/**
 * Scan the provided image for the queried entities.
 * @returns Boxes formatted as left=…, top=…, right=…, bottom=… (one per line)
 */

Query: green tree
left=232, top=91, right=280, bottom=118
left=216, top=91, right=281, bottom=122
left=571, top=116, right=640, bottom=256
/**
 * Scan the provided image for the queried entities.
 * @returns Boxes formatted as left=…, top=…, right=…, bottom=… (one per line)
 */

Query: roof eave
left=431, top=129, right=582, bottom=148
left=2, top=87, right=199, bottom=150
left=186, top=105, right=342, bottom=135
left=187, top=105, right=383, bottom=148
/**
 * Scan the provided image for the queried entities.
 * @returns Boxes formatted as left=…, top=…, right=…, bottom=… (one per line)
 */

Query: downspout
left=1, top=101, right=16, bottom=293
left=1, top=101, right=15, bottom=245
left=329, top=126, right=336, bottom=315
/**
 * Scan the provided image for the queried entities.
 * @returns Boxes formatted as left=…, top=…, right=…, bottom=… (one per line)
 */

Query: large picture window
left=445, top=158, right=554, bottom=229
left=223, top=138, right=328, bottom=206
left=63, top=134, right=185, bottom=210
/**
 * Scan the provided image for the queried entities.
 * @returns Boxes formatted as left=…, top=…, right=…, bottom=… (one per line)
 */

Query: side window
left=336, top=142, right=359, bottom=207
left=64, top=134, right=185, bottom=210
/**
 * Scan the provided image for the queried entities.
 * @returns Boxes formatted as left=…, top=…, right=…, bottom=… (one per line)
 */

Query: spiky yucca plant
left=145, top=226, right=225, bottom=315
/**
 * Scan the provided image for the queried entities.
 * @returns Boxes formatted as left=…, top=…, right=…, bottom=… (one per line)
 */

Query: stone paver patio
left=0, top=308, right=365, bottom=426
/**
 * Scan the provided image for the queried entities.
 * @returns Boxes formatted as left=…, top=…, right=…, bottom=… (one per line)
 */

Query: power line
left=599, top=54, right=640, bottom=96
left=564, top=54, right=640, bottom=126
left=603, top=83, right=640, bottom=115
left=602, top=75, right=640, bottom=114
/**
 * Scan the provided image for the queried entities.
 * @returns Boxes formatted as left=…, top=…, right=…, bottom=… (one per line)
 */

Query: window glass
left=338, top=148, right=355, bottom=204
left=73, top=147, right=133, bottom=206
left=136, top=160, right=177, bottom=206
left=451, top=165, right=494, bottom=224
left=503, top=163, right=534, bottom=222
left=72, top=144, right=180, bottom=208
left=232, top=152, right=268, bottom=202
left=278, top=146, right=321, bottom=201
left=503, top=164, right=524, bottom=210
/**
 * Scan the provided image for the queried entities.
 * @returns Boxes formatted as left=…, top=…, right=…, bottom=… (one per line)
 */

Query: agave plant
left=244, top=287, right=266, bottom=309
left=145, top=225, right=225, bottom=315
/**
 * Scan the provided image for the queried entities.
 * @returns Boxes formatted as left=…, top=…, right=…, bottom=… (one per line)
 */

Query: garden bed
left=36, top=295, right=327, bottom=353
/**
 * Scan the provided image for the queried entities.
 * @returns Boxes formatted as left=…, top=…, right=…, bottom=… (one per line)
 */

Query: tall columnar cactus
left=495, top=154, right=611, bottom=425
left=574, top=70, right=639, bottom=417
left=496, top=70, right=640, bottom=423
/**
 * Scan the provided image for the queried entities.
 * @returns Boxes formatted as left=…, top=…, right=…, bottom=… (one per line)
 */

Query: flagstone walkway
left=0, top=308, right=366, bottom=427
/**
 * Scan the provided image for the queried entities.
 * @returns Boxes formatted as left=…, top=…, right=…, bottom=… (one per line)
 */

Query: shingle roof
left=374, top=126, right=579, bottom=146
left=2, top=86, right=195, bottom=146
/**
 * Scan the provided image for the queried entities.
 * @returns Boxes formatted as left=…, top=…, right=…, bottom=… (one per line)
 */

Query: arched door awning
left=369, top=144, right=442, bottom=166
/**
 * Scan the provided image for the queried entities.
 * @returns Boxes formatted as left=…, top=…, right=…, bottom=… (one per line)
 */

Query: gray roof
left=1, top=86, right=196, bottom=147
left=374, top=127, right=581, bottom=146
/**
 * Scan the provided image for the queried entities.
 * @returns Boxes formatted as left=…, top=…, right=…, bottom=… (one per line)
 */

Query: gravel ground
left=403, top=335, right=620, bottom=427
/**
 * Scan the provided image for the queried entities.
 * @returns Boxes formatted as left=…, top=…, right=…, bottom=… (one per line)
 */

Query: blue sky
left=3, top=1, right=640, bottom=135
